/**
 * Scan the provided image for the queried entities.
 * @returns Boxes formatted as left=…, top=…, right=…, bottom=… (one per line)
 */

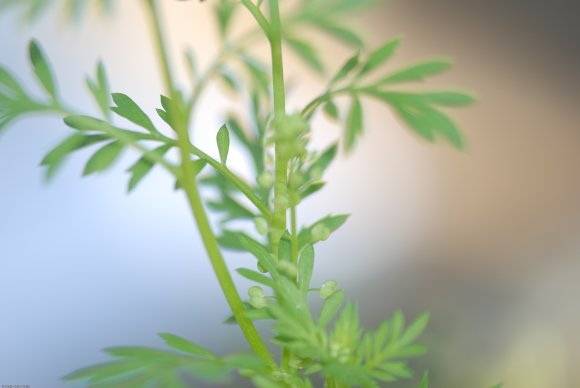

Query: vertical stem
left=268, top=0, right=288, bottom=256
left=267, top=0, right=295, bottom=369
left=268, top=0, right=285, bottom=117
left=143, top=0, right=273, bottom=366
left=290, top=205, right=298, bottom=265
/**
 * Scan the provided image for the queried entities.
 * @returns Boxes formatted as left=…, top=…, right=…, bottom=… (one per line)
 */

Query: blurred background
left=1, top=0, right=579, bottom=387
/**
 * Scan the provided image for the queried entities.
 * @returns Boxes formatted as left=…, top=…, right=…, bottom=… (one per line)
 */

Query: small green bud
left=250, top=295, right=267, bottom=309
left=319, top=280, right=337, bottom=298
left=274, top=195, right=290, bottom=209
left=257, top=171, right=274, bottom=188
left=253, top=217, right=269, bottom=235
left=277, top=260, right=298, bottom=278
left=248, top=286, right=263, bottom=298
left=311, top=224, right=330, bottom=242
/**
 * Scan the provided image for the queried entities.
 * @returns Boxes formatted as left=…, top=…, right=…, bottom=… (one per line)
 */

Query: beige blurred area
left=357, top=1, right=580, bottom=387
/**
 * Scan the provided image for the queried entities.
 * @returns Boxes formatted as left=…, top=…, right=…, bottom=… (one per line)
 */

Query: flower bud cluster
left=270, top=113, right=309, bottom=160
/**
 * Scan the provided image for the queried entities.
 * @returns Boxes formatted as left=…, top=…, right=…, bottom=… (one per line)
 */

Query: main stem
left=143, top=0, right=273, bottom=366
left=269, top=0, right=288, bottom=256
left=267, top=0, right=295, bottom=369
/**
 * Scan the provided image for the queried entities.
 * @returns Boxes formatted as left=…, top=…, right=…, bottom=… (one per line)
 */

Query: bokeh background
left=1, top=0, right=579, bottom=387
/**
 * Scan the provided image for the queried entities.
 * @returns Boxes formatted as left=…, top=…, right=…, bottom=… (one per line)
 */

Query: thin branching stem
left=143, top=0, right=274, bottom=367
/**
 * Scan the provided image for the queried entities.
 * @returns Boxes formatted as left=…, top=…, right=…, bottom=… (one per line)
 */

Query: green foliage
left=0, top=0, right=479, bottom=387
left=63, top=333, right=268, bottom=386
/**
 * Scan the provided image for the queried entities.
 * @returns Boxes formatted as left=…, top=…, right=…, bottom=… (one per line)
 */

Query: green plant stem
left=143, top=0, right=274, bottom=366
left=241, top=0, right=271, bottom=38
left=267, top=0, right=288, bottom=257
left=290, top=204, right=298, bottom=265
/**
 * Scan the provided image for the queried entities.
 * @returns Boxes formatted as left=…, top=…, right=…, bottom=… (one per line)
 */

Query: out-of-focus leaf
left=390, top=100, right=463, bottom=148
left=298, top=214, right=349, bottom=249
left=111, top=93, right=158, bottom=134
left=28, top=40, right=57, bottom=99
left=314, top=21, right=362, bottom=47
left=217, top=66, right=240, bottom=93
left=306, top=143, right=338, bottom=180
left=398, top=313, right=429, bottom=346
left=215, top=0, right=238, bottom=38
left=216, top=124, right=230, bottom=165
left=378, top=59, right=452, bottom=85
left=298, top=245, right=314, bottom=292
left=416, top=91, right=476, bottom=106
left=419, top=371, right=429, bottom=388
left=85, top=61, right=111, bottom=121
left=126, top=144, right=172, bottom=192
left=318, top=289, right=343, bottom=327
left=284, top=36, right=324, bottom=74
left=40, top=132, right=109, bottom=181
left=345, top=95, right=363, bottom=151
left=358, top=37, right=401, bottom=76
left=82, top=141, right=124, bottom=176
left=158, top=333, right=215, bottom=359
left=323, top=100, right=339, bottom=120
left=236, top=268, right=275, bottom=289
left=208, top=194, right=255, bottom=221
left=331, top=51, right=360, bottom=84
